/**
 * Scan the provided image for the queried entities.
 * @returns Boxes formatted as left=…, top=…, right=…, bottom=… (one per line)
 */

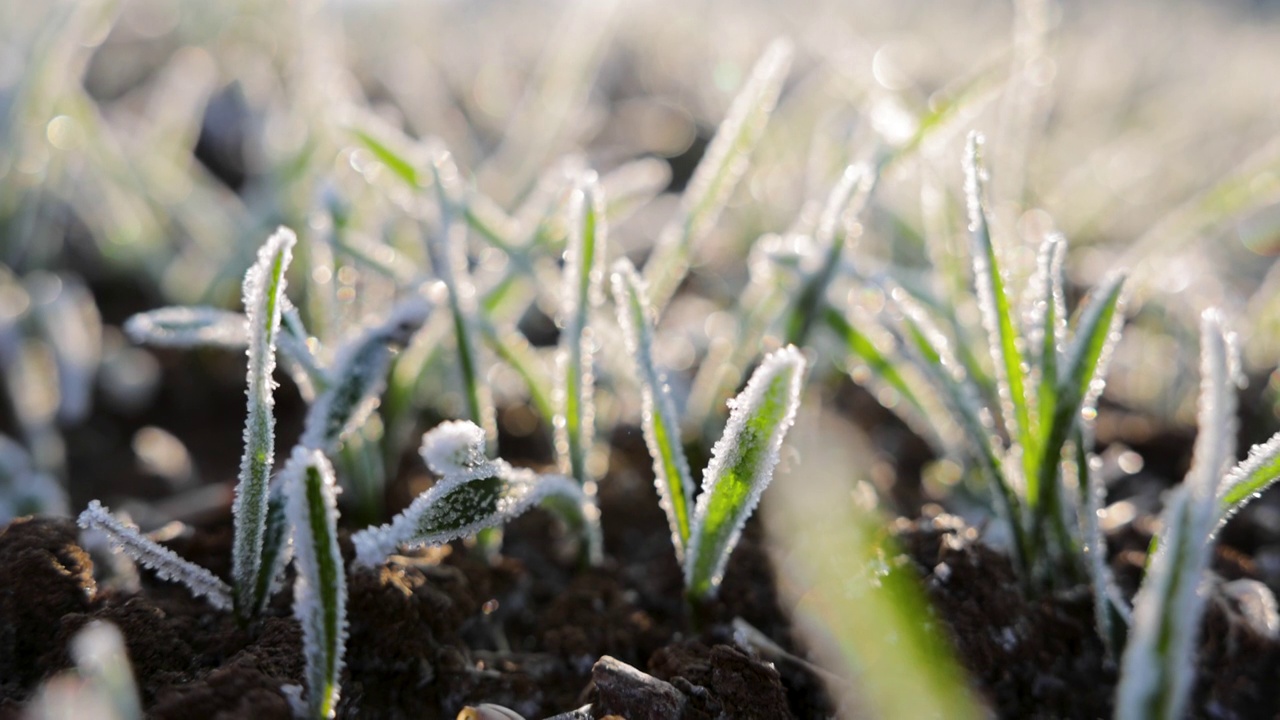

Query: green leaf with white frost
left=1025, top=236, right=1067, bottom=437
left=232, top=227, right=294, bottom=619
left=300, top=296, right=432, bottom=451
left=612, top=258, right=695, bottom=560
left=123, top=306, right=248, bottom=349
left=284, top=449, right=347, bottom=720
left=785, top=163, right=877, bottom=347
left=965, top=133, right=1036, bottom=499
left=1218, top=433, right=1280, bottom=529
left=556, top=174, right=607, bottom=487
left=1117, top=311, right=1238, bottom=720
left=643, top=38, right=792, bottom=314
left=684, top=346, right=805, bottom=600
left=351, top=421, right=584, bottom=567
left=77, top=500, right=232, bottom=611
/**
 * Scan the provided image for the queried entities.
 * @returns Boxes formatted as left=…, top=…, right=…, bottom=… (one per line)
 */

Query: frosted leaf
left=123, top=306, right=248, bottom=349
left=232, top=227, right=295, bottom=618
left=643, top=38, right=792, bottom=313
left=420, top=420, right=499, bottom=481
left=785, top=163, right=877, bottom=346
left=555, top=174, right=607, bottom=486
left=684, top=346, right=805, bottom=599
left=78, top=501, right=231, bottom=611
left=1116, top=310, right=1237, bottom=720
left=964, top=132, right=1032, bottom=485
left=283, top=449, right=346, bottom=719
left=1218, top=432, right=1280, bottom=531
left=300, top=295, right=432, bottom=451
left=611, top=259, right=694, bottom=561
left=352, top=464, right=583, bottom=567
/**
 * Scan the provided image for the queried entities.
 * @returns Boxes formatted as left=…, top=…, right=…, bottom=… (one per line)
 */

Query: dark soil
left=3, top=403, right=1280, bottom=718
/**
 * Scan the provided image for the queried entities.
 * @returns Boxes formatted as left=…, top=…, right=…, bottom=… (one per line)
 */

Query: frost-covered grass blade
left=612, top=259, right=695, bottom=560
left=232, top=227, right=294, bottom=619
left=556, top=174, right=607, bottom=487
left=785, top=163, right=876, bottom=347
left=123, top=306, right=248, bottom=349
left=643, top=39, right=792, bottom=314
left=1116, top=311, right=1238, bottom=720
left=425, top=147, right=498, bottom=451
left=300, top=296, right=432, bottom=451
left=684, top=346, right=805, bottom=600
left=351, top=421, right=584, bottom=567
left=77, top=500, right=232, bottom=611
left=1219, top=434, right=1280, bottom=528
left=284, top=449, right=347, bottom=720
left=965, top=133, right=1035, bottom=495
left=822, top=306, right=928, bottom=421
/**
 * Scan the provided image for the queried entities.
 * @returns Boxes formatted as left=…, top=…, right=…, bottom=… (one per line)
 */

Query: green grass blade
left=351, top=422, right=584, bottom=567
left=477, top=320, right=554, bottom=427
left=965, top=133, right=1036, bottom=498
left=425, top=147, right=498, bottom=452
left=643, top=39, right=792, bottom=314
left=612, top=259, right=695, bottom=560
left=284, top=449, right=347, bottom=720
left=1219, top=433, right=1280, bottom=527
left=785, top=164, right=877, bottom=347
left=232, top=228, right=295, bottom=620
left=684, top=346, right=805, bottom=600
left=1026, top=236, right=1067, bottom=435
left=1117, top=310, right=1238, bottom=720
left=764, top=406, right=984, bottom=720
left=822, top=306, right=929, bottom=418
left=555, top=174, right=607, bottom=487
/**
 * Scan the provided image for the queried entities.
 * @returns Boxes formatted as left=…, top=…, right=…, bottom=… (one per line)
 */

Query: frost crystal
left=684, top=346, right=806, bottom=598
left=78, top=501, right=232, bottom=611
left=420, top=420, right=499, bottom=481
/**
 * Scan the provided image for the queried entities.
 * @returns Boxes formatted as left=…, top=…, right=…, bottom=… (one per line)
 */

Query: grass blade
left=351, top=422, right=584, bottom=567
left=684, top=346, right=805, bottom=600
left=965, top=133, right=1035, bottom=498
left=300, top=296, right=432, bottom=451
left=77, top=501, right=231, bottom=611
left=643, top=39, right=792, bottom=314
left=232, top=228, right=295, bottom=619
left=1218, top=433, right=1280, bottom=529
left=612, top=259, right=695, bottom=560
left=1116, top=310, right=1238, bottom=720
left=425, top=147, right=498, bottom=452
left=785, top=163, right=877, bottom=347
left=284, top=449, right=347, bottom=720
left=556, top=174, right=607, bottom=486
left=123, top=306, right=248, bottom=349
left=1026, top=236, right=1068, bottom=435
left=822, top=306, right=928, bottom=420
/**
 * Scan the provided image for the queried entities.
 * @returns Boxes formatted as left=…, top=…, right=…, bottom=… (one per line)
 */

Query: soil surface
left=3, top=407, right=1280, bottom=718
